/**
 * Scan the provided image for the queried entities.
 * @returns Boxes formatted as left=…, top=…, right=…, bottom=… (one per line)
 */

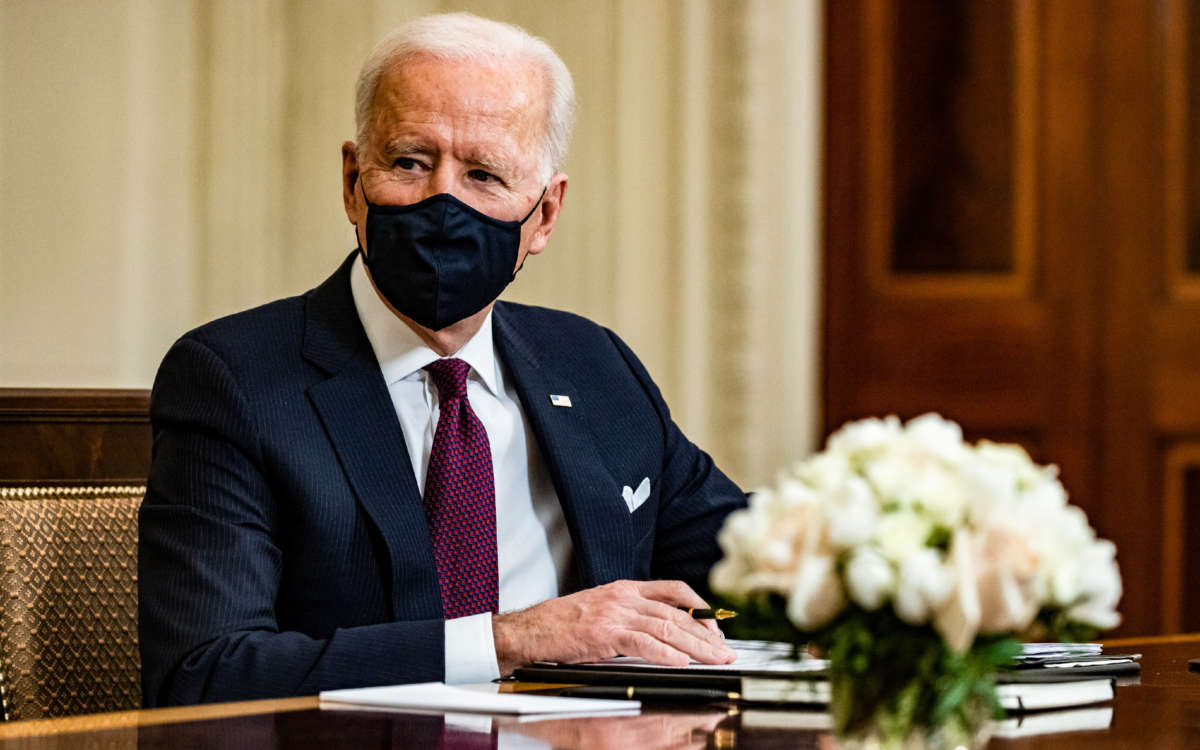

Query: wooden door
left=824, top=0, right=1200, bottom=636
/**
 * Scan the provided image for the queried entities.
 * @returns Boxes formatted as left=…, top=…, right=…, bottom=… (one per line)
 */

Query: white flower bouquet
left=710, top=414, right=1122, bottom=745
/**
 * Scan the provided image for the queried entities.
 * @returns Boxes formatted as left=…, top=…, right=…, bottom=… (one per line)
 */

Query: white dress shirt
left=350, top=254, right=573, bottom=683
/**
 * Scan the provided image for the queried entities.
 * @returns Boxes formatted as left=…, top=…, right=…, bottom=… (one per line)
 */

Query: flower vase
left=709, top=416, right=1124, bottom=749
left=817, top=616, right=1017, bottom=750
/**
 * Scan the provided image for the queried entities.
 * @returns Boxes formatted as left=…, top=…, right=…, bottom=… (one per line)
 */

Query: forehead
left=368, top=54, right=547, bottom=158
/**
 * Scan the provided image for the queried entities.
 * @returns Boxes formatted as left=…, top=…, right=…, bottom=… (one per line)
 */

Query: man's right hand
left=491, top=579, right=737, bottom=677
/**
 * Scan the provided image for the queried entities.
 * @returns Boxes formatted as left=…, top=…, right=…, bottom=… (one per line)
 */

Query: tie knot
left=425, top=358, right=471, bottom=400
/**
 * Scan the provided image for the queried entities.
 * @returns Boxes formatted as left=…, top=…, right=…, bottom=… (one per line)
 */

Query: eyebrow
left=467, top=153, right=513, bottom=176
left=379, top=138, right=517, bottom=178
left=382, top=139, right=434, bottom=158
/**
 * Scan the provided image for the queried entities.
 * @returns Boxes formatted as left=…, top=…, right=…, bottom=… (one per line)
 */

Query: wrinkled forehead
left=367, top=54, right=549, bottom=152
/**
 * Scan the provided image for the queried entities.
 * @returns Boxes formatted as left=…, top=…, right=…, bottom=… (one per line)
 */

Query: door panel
left=825, top=0, right=1199, bottom=636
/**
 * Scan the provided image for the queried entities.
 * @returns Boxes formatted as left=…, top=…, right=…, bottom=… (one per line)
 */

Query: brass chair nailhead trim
left=0, top=486, right=145, bottom=500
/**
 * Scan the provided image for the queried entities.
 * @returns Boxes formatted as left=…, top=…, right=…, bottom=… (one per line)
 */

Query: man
left=139, top=12, right=746, bottom=707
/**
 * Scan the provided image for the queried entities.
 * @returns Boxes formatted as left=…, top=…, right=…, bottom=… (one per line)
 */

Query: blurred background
left=2, top=0, right=1199, bottom=637
left=0, top=0, right=822, bottom=494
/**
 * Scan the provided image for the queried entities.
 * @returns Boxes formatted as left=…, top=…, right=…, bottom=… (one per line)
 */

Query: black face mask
left=359, top=185, right=544, bottom=331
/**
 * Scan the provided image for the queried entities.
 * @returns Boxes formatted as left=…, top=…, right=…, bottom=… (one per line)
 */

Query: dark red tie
left=423, top=358, right=499, bottom=619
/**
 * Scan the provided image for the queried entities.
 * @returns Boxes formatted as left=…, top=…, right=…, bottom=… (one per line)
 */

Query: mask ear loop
left=519, top=186, right=548, bottom=225
left=355, top=177, right=372, bottom=256
left=513, top=186, right=549, bottom=278
left=358, top=176, right=379, bottom=210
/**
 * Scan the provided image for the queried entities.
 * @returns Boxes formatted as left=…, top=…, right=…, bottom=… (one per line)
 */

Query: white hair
left=354, top=12, right=575, bottom=180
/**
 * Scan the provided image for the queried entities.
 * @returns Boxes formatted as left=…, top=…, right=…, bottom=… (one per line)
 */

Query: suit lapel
left=493, top=304, right=633, bottom=589
left=302, top=254, right=442, bottom=620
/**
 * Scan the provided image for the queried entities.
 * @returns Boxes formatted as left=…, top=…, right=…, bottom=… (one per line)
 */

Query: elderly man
left=138, top=12, right=746, bottom=706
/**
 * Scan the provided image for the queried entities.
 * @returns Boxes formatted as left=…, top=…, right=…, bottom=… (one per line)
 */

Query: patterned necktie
left=422, top=358, right=499, bottom=619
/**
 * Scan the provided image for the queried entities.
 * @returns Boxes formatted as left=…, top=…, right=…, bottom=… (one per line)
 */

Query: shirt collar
left=349, top=253, right=501, bottom=396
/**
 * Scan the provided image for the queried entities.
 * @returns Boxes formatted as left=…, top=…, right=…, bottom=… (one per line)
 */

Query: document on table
left=574, top=639, right=829, bottom=673
left=319, top=682, right=640, bottom=715
left=740, top=705, right=1115, bottom=736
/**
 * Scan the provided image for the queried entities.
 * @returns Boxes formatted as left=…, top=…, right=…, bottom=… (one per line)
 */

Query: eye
left=395, top=157, right=420, bottom=170
left=468, top=169, right=500, bottom=184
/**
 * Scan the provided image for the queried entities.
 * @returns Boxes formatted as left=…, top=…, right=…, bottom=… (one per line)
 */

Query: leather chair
left=0, top=484, right=144, bottom=720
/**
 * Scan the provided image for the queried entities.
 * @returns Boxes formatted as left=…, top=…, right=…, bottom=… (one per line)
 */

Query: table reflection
left=497, top=708, right=730, bottom=749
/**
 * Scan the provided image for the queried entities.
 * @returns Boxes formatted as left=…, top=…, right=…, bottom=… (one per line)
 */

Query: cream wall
left=0, top=0, right=823, bottom=487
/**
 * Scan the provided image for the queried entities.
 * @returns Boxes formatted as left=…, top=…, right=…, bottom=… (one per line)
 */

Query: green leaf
left=932, top=673, right=969, bottom=723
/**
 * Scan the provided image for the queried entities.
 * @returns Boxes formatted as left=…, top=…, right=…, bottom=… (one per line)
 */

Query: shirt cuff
left=443, top=612, right=501, bottom=684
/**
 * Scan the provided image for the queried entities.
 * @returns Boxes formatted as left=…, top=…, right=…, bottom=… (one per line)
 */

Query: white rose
left=710, top=508, right=763, bottom=597
left=1038, top=507, right=1109, bottom=606
left=863, top=448, right=917, bottom=505
left=826, top=416, right=902, bottom=459
left=977, top=568, right=1040, bottom=634
left=975, top=524, right=1040, bottom=634
left=786, top=554, right=847, bottom=630
left=893, top=547, right=953, bottom=625
left=845, top=546, right=894, bottom=610
left=1019, top=481, right=1069, bottom=526
left=711, top=489, right=833, bottom=599
left=909, top=464, right=969, bottom=526
left=1064, top=540, right=1122, bottom=630
left=717, top=504, right=769, bottom=560
left=793, top=452, right=852, bottom=491
left=959, top=455, right=1020, bottom=519
left=934, top=530, right=980, bottom=653
left=876, top=511, right=932, bottom=564
left=974, top=441, right=1041, bottom=482
left=826, top=476, right=879, bottom=549
left=904, top=413, right=968, bottom=464
left=776, top=476, right=819, bottom=507
left=708, top=558, right=745, bottom=597
left=711, top=499, right=778, bottom=596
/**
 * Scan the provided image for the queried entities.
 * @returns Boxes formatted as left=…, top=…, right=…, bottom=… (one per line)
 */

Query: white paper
left=1018, top=643, right=1103, bottom=657
left=576, top=639, right=828, bottom=673
left=991, top=706, right=1114, bottom=737
left=741, top=705, right=1115, bottom=737
left=995, top=679, right=1114, bottom=711
left=319, top=682, right=640, bottom=715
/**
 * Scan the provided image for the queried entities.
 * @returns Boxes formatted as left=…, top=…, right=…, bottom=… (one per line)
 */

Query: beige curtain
left=0, top=0, right=822, bottom=487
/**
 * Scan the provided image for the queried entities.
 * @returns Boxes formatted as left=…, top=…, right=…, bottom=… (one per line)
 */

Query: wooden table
left=2, top=635, right=1199, bottom=748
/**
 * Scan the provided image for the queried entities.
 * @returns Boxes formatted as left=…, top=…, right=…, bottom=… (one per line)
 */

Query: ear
left=341, top=141, right=361, bottom=224
left=526, top=173, right=568, bottom=257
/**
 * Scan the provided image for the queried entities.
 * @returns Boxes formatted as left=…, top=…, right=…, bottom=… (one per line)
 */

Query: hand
left=491, top=579, right=737, bottom=676
left=499, top=710, right=731, bottom=750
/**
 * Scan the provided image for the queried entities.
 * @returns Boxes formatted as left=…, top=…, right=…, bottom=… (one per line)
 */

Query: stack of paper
left=573, top=639, right=827, bottom=674
left=514, top=639, right=1123, bottom=714
left=740, top=705, right=1115, bottom=736
left=1008, top=643, right=1140, bottom=675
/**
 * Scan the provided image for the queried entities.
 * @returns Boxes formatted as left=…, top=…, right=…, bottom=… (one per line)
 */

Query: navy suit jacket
left=138, top=252, right=747, bottom=707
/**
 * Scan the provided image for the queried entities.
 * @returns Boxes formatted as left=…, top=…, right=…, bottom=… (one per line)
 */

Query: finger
left=623, top=613, right=734, bottom=665
left=631, top=581, right=727, bottom=638
left=635, top=598, right=733, bottom=655
left=614, top=629, right=693, bottom=666
left=631, top=579, right=709, bottom=609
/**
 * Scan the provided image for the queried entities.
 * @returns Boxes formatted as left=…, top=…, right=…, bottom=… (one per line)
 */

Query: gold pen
left=681, top=607, right=738, bottom=620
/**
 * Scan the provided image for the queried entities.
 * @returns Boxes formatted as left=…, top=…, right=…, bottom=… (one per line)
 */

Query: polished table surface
left=2, top=635, right=1200, bottom=749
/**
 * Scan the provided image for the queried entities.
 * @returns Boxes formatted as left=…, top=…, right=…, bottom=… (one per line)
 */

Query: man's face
left=341, top=55, right=567, bottom=276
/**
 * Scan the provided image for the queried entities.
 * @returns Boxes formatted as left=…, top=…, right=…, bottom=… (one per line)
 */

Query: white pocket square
left=621, top=477, right=651, bottom=513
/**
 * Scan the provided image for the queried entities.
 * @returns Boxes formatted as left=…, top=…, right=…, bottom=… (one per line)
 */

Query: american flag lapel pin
left=549, top=394, right=573, bottom=408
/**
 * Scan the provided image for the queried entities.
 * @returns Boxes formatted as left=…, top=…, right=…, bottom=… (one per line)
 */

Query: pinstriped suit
left=138, top=252, right=747, bottom=706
